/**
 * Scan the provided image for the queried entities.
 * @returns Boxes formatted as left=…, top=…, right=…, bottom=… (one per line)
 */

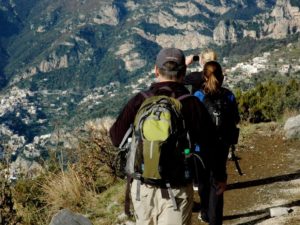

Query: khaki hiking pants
left=130, top=179, right=193, bottom=225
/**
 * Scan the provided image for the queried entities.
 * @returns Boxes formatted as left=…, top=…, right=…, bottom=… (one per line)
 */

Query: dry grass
left=41, top=167, right=92, bottom=214
left=72, top=117, right=118, bottom=191
left=10, top=117, right=125, bottom=224
left=41, top=117, right=119, bottom=222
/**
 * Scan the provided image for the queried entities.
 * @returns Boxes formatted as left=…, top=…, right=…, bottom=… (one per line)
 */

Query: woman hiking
left=194, top=61, right=240, bottom=225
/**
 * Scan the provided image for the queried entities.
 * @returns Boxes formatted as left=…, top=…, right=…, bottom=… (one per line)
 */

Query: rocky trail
left=192, top=122, right=300, bottom=225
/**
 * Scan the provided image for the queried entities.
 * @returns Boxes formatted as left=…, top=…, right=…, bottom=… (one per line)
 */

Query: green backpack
left=117, top=89, right=204, bottom=214
left=125, top=92, right=192, bottom=184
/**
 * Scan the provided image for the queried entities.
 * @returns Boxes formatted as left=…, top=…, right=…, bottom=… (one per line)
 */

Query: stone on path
left=269, top=207, right=293, bottom=217
left=284, top=114, right=300, bottom=139
left=49, top=209, right=92, bottom=225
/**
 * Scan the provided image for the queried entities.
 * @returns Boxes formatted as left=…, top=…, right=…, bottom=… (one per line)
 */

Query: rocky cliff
left=1, top=0, right=300, bottom=87
left=263, top=0, right=300, bottom=39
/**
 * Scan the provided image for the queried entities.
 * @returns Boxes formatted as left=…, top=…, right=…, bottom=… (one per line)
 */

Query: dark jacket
left=109, top=81, right=227, bottom=182
left=195, top=87, right=240, bottom=180
left=184, top=71, right=204, bottom=94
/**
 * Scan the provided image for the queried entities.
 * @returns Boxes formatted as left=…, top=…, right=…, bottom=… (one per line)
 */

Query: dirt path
left=192, top=122, right=300, bottom=225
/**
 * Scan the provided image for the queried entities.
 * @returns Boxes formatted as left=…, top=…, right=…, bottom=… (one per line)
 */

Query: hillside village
left=1, top=39, right=300, bottom=182
left=224, top=42, right=300, bottom=88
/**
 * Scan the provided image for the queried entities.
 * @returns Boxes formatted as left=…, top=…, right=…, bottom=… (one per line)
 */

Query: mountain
left=0, top=0, right=300, bottom=174
left=2, top=0, right=300, bottom=87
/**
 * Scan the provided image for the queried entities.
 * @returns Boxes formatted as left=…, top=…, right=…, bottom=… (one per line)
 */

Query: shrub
left=0, top=178, right=22, bottom=225
left=70, top=117, right=118, bottom=192
left=42, top=117, right=118, bottom=213
left=9, top=117, right=120, bottom=224
left=235, top=79, right=300, bottom=123
left=12, top=176, right=47, bottom=225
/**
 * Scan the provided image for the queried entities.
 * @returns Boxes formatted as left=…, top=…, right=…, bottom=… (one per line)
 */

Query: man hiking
left=109, top=48, right=222, bottom=225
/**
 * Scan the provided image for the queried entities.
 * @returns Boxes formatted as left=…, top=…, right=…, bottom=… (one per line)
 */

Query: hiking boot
left=198, top=212, right=209, bottom=223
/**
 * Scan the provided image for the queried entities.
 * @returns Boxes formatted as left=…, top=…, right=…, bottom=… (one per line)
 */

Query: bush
left=235, top=79, right=300, bottom=123
left=11, top=175, right=47, bottom=225
left=0, top=178, right=22, bottom=225
left=41, top=117, right=117, bottom=209
left=8, top=117, right=122, bottom=224
left=70, top=117, right=118, bottom=191
left=290, top=0, right=300, bottom=8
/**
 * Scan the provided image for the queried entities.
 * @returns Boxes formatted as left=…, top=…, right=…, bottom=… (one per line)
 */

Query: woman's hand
left=185, top=55, right=195, bottom=66
left=216, top=181, right=227, bottom=195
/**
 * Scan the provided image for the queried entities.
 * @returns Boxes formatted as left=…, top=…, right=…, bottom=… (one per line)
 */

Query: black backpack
left=194, top=88, right=239, bottom=144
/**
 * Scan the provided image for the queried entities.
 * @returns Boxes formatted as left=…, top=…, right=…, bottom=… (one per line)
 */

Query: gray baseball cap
left=155, top=48, right=186, bottom=75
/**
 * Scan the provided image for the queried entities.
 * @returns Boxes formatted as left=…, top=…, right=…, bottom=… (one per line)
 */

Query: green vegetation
left=1, top=1, right=300, bottom=223
left=0, top=118, right=128, bottom=225
left=207, top=0, right=222, bottom=6
left=13, top=177, right=48, bottom=224
left=235, top=79, right=300, bottom=123
left=139, top=22, right=179, bottom=35
left=0, top=178, right=21, bottom=224
left=220, top=4, right=262, bottom=21
left=290, top=0, right=300, bottom=8
left=245, top=22, right=260, bottom=32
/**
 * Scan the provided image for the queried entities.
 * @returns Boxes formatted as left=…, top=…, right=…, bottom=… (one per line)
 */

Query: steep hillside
left=0, top=0, right=300, bottom=177
left=2, top=0, right=300, bottom=90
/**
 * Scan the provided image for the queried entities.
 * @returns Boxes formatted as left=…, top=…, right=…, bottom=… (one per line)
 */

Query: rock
left=155, top=32, right=212, bottom=50
left=49, top=209, right=92, bottom=225
left=93, top=4, right=119, bottom=26
left=213, top=20, right=237, bottom=45
left=172, top=2, right=201, bottom=16
left=269, top=207, right=293, bottom=217
left=39, top=53, right=68, bottom=73
left=10, top=156, right=44, bottom=178
left=243, top=30, right=257, bottom=39
left=284, top=114, right=300, bottom=139
left=263, top=0, right=300, bottom=39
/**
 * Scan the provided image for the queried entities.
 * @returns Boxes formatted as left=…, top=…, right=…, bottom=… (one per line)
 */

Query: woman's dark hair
left=202, top=61, right=224, bottom=94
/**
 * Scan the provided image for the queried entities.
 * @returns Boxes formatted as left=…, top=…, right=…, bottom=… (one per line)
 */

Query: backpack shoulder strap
left=176, top=94, right=193, bottom=101
left=124, top=175, right=133, bottom=216
left=118, top=125, right=133, bottom=149
left=220, top=88, right=233, bottom=100
left=227, top=93, right=235, bottom=103
left=140, top=91, right=153, bottom=99
left=226, top=90, right=235, bottom=103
